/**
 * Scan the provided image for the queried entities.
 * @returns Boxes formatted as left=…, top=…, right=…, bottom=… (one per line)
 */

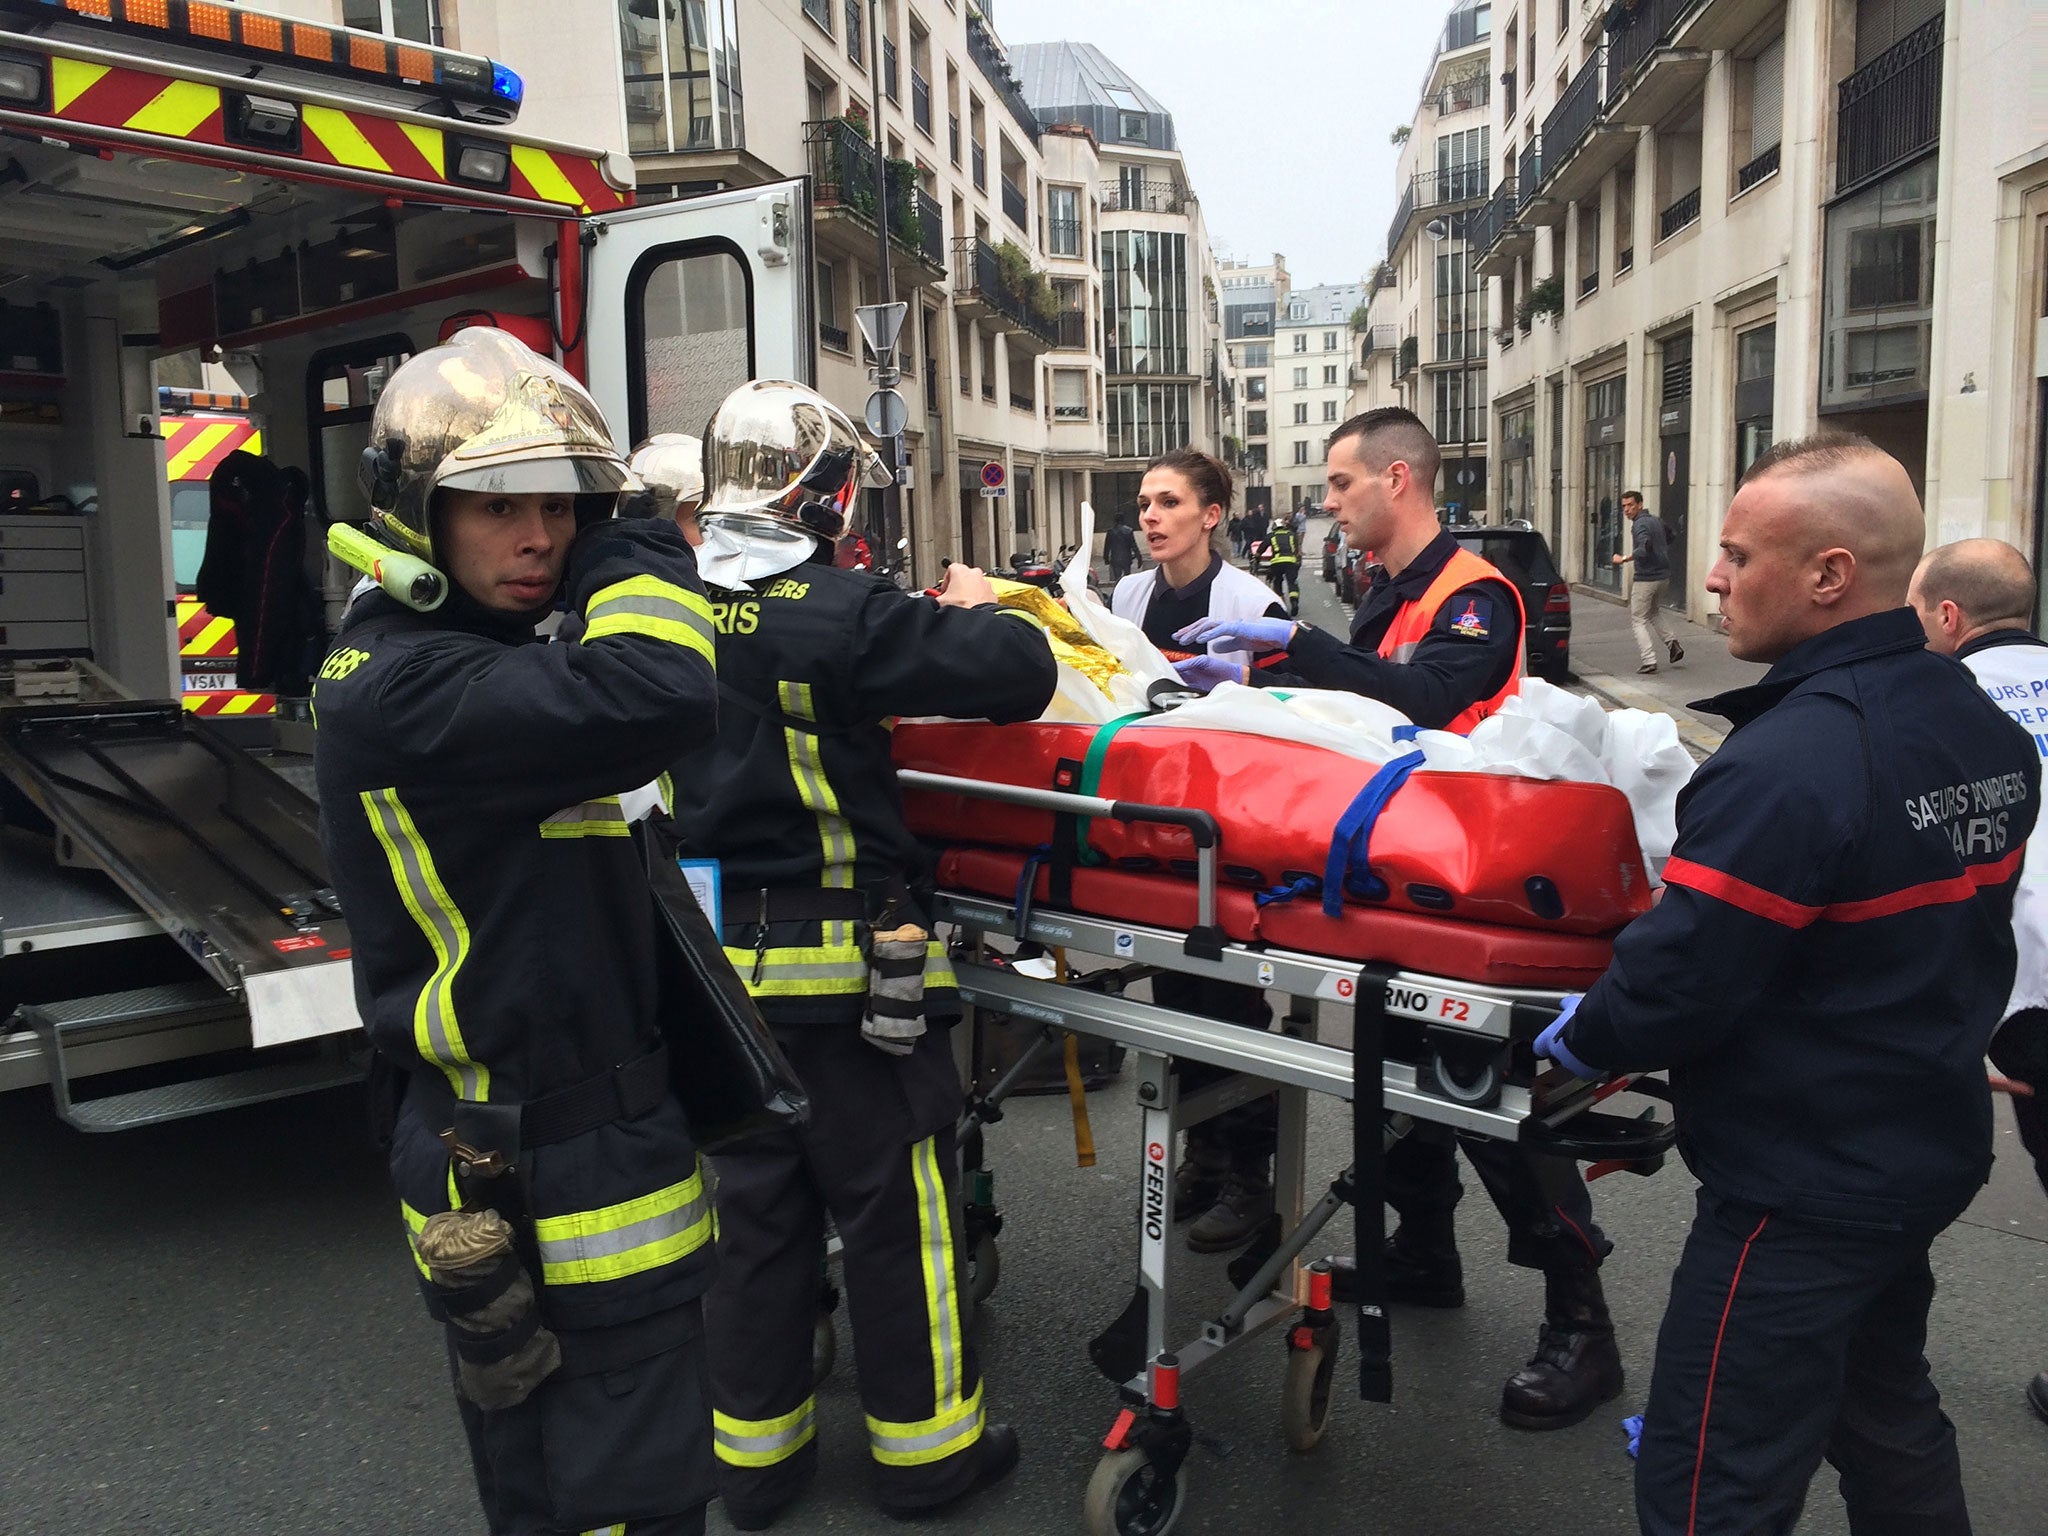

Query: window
left=628, top=244, right=753, bottom=445
left=1247, top=376, right=1267, bottom=400
left=1099, top=230, right=1190, bottom=376
left=1322, top=400, right=1339, bottom=422
left=1292, top=403, right=1308, bottom=425
left=1322, top=365, right=1338, bottom=386
left=1119, top=112, right=1147, bottom=143
left=816, top=259, right=841, bottom=345
left=1734, top=321, right=1776, bottom=478
left=1013, top=465, right=1034, bottom=534
left=1105, top=382, right=1192, bottom=458
left=1053, top=369, right=1089, bottom=420
left=801, top=0, right=831, bottom=31
left=1437, top=126, right=1490, bottom=200
left=845, top=0, right=863, bottom=63
left=1292, top=367, right=1308, bottom=388
left=1434, top=244, right=1480, bottom=360
left=1293, top=334, right=1308, bottom=353
left=1046, top=186, right=1081, bottom=257
left=1847, top=225, right=1925, bottom=310
left=1736, top=35, right=1784, bottom=190
left=1615, top=166, right=1636, bottom=274
left=1583, top=375, right=1626, bottom=590
left=1292, top=441, right=1310, bottom=465
left=1246, top=409, right=1268, bottom=436
left=1434, top=369, right=1487, bottom=447
left=616, top=0, right=746, bottom=156
left=343, top=0, right=439, bottom=41
left=1243, top=343, right=1270, bottom=368
left=1323, top=331, right=1338, bottom=351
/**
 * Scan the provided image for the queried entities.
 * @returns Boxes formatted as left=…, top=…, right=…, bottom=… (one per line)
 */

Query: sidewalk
left=1567, top=583, right=1762, bottom=755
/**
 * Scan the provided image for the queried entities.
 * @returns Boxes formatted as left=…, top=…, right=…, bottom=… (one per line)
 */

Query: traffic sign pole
left=860, top=0, right=903, bottom=571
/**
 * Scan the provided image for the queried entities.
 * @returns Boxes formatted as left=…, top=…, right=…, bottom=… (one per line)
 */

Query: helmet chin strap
left=696, top=513, right=824, bottom=590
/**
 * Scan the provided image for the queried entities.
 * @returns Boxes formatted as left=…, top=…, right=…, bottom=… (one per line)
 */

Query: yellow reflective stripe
left=866, top=1382, right=984, bottom=1467
left=184, top=615, right=234, bottom=657
left=924, top=940, right=957, bottom=992
left=400, top=1200, right=430, bottom=1278
left=532, top=1168, right=713, bottom=1286
left=777, top=679, right=859, bottom=946
left=723, top=943, right=869, bottom=998
left=581, top=1526, right=625, bottom=1536
left=362, top=789, right=486, bottom=1100
left=539, top=796, right=631, bottom=839
left=911, top=1134, right=966, bottom=1411
left=124, top=79, right=219, bottom=138
left=714, top=1400, right=818, bottom=1467
left=50, top=58, right=109, bottom=114
left=581, top=609, right=717, bottom=665
left=399, top=120, right=445, bottom=172
left=303, top=103, right=392, bottom=173
left=588, top=573, right=716, bottom=622
left=165, top=421, right=237, bottom=481
left=513, top=143, right=587, bottom=210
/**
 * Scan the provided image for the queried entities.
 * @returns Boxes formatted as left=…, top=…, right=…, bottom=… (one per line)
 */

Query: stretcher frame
left=904, top=767, right=1668, bottom=1531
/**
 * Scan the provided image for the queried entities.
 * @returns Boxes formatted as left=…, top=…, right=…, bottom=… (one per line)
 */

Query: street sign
left=864, top=388, right=908, bottom=438
left=853, top=301, right=908, bottom=359
left=980, top=460, right=1005, bottom=489
left=979, top=487, right=1007, bottom=499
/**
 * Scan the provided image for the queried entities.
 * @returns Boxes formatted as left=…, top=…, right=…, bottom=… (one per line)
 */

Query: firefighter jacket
left=1265, top=524, right=1301, bottom=566
left=1562, top=609, right=2040, bottom=1232
left=315, top=519, right=722, bottom=1329
left=667, top=557, right=1058, bottom=1029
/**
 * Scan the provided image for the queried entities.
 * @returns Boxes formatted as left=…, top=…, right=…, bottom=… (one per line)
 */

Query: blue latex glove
left=1172, top=615, right=1296, bottom=653
left=1533, top=993, right=1599, bottom=1080
left=1623, top=1414, right=1643, bottom=1459
left=1171, top=654, right=1248, bottom=693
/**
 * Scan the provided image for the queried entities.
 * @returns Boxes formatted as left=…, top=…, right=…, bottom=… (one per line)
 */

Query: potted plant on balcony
left=840, top=105, right=871, bottom=141
left=1517, top=274, right=1565, bottom=328
left=1398, top=334, right=1419, bottom=374
left=1349, top=301, right=1373, bottom=333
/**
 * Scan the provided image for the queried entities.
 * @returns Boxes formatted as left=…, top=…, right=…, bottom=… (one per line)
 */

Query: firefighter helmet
left=698, top=379, right=888, bottom=546
left=356, top=326, right=633, bottom=562
left=625, top=433, right=705, bottom=520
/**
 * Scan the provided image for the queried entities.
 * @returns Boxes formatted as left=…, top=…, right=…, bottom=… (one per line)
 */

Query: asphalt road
left=3, top=551, right=2044, bottom=1535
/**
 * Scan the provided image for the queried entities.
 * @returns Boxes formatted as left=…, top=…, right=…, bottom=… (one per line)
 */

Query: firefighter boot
left=1326, top=1214, right=1466, bottom=1309
left=879, top=1423, right=1020, bottom=1520
left=1171, top=1151, right=1227, bottom=1223
left=1499, top=1266, right=1625, bottom=1431
left=2028, top=1370, right=2048, bottom=1425
left=1185, top=1174, right=1275, bottom=1254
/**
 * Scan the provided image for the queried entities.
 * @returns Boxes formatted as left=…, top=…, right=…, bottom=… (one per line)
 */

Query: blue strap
left=1322, top=749, right=1427, bottom=917
left=1014, top=844, right=1050, bottom=928
left=1255, top=874, right=1321, bottom=908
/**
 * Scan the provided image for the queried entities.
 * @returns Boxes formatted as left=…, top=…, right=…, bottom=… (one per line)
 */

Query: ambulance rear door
left=580, top=178, right=815, bottom=451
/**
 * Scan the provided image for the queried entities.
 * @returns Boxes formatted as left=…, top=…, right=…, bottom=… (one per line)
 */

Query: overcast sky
left=997, top=0, right=1453, bottom=289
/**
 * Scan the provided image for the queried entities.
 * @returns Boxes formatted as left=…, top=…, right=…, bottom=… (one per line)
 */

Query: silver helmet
left=699, top=379, right=888, bottom=546
left=625, top=433, right=705, bottom=520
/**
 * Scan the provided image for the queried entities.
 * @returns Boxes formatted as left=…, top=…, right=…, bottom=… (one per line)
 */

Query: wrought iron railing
left=965, top=9, right=1041, bottom=143
left=1605, top=0, right=1701, bottom=108
left=1658, top=185, right=1701, bottom=239
left=820, top=323, right=850, bottom=353
left=1054, top=309, right=1087, bottom=350
left=952, top=235, right=1059, bottom=347
left=1011, top=391, right=1034, bottom=412
left=1100, top=179, right=1188, bottom=214
left=949, top=114, right=960, bottom=165
left=1434, top=75, right=1490, bottom=116
left=1541, top=46, right=1605, bottom=185
left=804, top=121, right=943, bottom=270
left=1836, top=15, right=1942, bottom=195
left=971, top=140, right=986, bottom=190
left=1617, top=243, right=1634, bottom=274
left=1415, top=163, right=1491, bottom=210
left=1001, top=178, right=1028, bottom=230
left=1517, top=138, right=1544, bottom=208
left=925, top=358, right=940, bottom=415
left=1387, top=179, right=1416, bottom=254
left=912, top=70, right=932, bottom=135
left=1045, top=218, right=1083, bottom=258
left=1467, top=182, right=1516, bottom=256
left=1735, top=141, right=1780, bottom=194
left=882, top=38, right=898, bottom=101
left=910, top=187, right=944, bottom=269
left=1580, top=270, right=1600, bottom=298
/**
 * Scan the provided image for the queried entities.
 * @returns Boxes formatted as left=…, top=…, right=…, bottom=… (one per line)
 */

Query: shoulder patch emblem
left=1448, top=596, right=1492, bottom=640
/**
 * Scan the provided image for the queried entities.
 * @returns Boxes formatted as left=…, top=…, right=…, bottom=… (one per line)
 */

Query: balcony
left=1603, top=0, right=1710, bottom=127
left=1671, top=0, right=1784, bottom=52
left=1360, top=323, right=1398, bottom=356
left=952, top=235, right=1059, bottom=353
left=1539, top=47, right=1636, bottom=205
left=882, top=38, right=898, bottom=102
left=1054, top=308, right=1088, bottom=351
left=912, top=70, right=932, bottom=137
left=1045, top=218, right=1083, bottom=259
left=965, top=8, right=1042, bottom=144
left=1836, top=16, right=1942, bottom=196
left=1471, top=182, right=1536, bottom=275
left=1735, top=141, right=1780, bottom=195
left=803, top=120, right=946, bottom=281
left=1395, top=335, right=1418, bottom=380
left=1658, top=185, right=1702, bottom=240
left=1433, top=75, right=1490, bottom=117
left=1388, top=165, right=1489, bottom=252
left=1001, top=178, right=1028, bottom=231
left=1387, top=180, right=1416, bottom=255
left=1516, top=136, right=1563, bottom=228
left=1101, top=178, right=1188, bottom=214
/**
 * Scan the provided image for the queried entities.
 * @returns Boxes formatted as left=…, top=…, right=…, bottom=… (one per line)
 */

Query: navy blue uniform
left=1560, top=609, right=2038, bottom=1536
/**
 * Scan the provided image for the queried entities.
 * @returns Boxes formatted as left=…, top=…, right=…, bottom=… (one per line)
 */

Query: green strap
left=1074, top=712, right=1148, bottom=866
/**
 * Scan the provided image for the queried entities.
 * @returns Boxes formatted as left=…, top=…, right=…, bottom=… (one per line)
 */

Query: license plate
left=182, top=672, right=238, bottom=692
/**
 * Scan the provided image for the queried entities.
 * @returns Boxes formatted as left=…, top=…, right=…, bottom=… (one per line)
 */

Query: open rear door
left=581, top=178, right=814, bottom=449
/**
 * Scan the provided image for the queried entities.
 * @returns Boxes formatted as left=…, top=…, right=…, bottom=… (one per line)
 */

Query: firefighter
left=1542, top=436, right=2038, bottom=1533
left=667, top=380, right=1057, bottom=1528
left=314, top=328, right=722, bottom=1535
left=628, top=432, right=707, bottom=545
left=1171, top=406, right=1623, bottom=1432
left=1263, top=511, right=1303, bottom=614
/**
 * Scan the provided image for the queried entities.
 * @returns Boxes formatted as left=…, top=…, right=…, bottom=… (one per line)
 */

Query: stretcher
left=902, top=766, right=1676, bottom=1536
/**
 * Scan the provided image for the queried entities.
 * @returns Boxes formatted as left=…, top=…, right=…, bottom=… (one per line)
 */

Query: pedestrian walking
left=1104, top=515, right=1139, bottom=580
left=670, top=381, right=1055, bottom=1529
left=1909, top=536, right=2048, bottom=1428
left=1541, top=434, right=2039, bottom=1535
left=1612, top=490, right=1683, bottom=672
left=1262, top=514, right=1302, bottom=615
left=1178, top=408, right=1624, bottom=1432
left=315, top=328, right=723, bottom=1536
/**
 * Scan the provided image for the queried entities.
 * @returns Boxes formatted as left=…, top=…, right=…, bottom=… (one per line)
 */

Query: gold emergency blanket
left=989, top=578, right=1129, bottom=701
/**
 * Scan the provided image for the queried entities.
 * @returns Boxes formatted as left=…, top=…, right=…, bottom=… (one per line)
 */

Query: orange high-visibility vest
left=1374, top=545, right=1525, bottom=734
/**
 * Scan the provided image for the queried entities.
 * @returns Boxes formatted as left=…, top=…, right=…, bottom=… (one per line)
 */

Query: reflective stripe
left=910, top=1134, right=966, bottom=1412
left=581, top=1526, right=625, bottom=1535
left=723, top=943, right=870, bottom=998
left=583, top=575, right=717, bottom=665
left=714, top=1400, right=818, bottom=1468
left=923, top=940, right=957, bottom=993
left=866, top=1382, right=984, bottom=1467
left=539, top=796, right=631, bottom=839
left=400, top=1199, right=431, bottom=1278
left=532, top=1167, right=714, bottom=1286
left=778, top=680, right=860, bottom=949
left=361, top=788, right=487, bottom=1101
left=1373, top=546, right=1526, bottom=733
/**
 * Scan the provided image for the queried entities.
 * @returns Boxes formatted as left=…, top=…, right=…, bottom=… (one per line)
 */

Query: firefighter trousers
left=703, top=1023, right=985, bottom=1514
left=1386, top=1119, right=1612, bottom=1272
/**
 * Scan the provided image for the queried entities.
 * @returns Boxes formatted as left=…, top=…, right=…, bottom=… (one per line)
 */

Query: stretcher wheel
left=1280, top=1324, right=1341, bottom=1452
left=812, top=1310, right=837, bottom=1387
left=1083, top=1446, right=1186, bottom=1536
left=964, top=1229, right=1002, bottom=1307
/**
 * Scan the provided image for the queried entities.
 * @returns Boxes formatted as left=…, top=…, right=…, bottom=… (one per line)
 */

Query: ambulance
left=0, top=0, right=814, bottom=1127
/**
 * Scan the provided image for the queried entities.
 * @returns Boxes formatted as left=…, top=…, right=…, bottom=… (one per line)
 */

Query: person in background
left=1909, top=536, right=2048, bottom=1428
left=1542, top=435, right=2037, bottom=1534
left=1104, top=514, right=1140, bottom=581
left=629, top=432, right=706, bottom=546
left=1262, top=513, right=1302, bottom=615
left=1613, top=490, right=1683, bottom=673
left=1112, top=447, right=1294, bottom=1251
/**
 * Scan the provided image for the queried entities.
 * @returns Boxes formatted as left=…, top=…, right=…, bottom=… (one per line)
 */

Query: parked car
left=1335, top=543, right=1370, bottom=606
left=1448, top=525, right=1572, bottom=680
left=1321, top=525, right=1343, bottom=582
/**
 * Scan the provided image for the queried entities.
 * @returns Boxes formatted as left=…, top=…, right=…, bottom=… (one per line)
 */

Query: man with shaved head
left=1911, top=537, right=2048, bottom=1430
left=1539, top=433, right=2038, bottom=1533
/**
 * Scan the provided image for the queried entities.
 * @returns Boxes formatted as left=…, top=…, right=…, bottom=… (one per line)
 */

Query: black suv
left=1448, top=525, right=1572, bottom=680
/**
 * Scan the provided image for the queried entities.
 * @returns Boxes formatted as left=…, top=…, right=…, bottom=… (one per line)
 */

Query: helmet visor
left=437, top=455, right=635, bottom=497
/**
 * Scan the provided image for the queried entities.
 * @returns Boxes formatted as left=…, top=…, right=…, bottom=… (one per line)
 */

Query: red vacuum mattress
left=936, top=848, right=1615, bottom=989
left=896, top=721, right=1652, bottom=936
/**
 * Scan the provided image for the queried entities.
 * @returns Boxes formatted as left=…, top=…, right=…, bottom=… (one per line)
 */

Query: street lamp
left=1424, top=215, right=1474, bottom=521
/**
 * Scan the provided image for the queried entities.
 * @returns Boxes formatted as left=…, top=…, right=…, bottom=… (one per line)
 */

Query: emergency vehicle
left=160, top=387, right=273, bottom=716
left=0, top=0, right=814, bottom=1129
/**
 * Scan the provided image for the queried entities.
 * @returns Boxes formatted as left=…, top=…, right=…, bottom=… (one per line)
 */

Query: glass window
left=344, top=0, right=438, bottom=42
left=1847, top=226, right=1924, bottom=310
left=1247, top=376, right=1267, bottom=400
left=1293, top=367, right=1308, bottom=388
left=1105, top=382, right=1191, bottom=458
left=1822, top=160, right=1936, bottom=408
left=630, top=244, right=754, bottom=444
left=1292, top=441, right=1309, bottom=465
left=1293, top=403, right=1308, bottom=425
left=1292, top=333, right=1308, bottom=352
left=845, top=0, right=863, bottom=64
left=1047, top=186, right=1080, bottom=257
left=1099, top=230, right=1189, bottom=376
left=1053, top=369, right=1089, bottom=419
left=1323, top=365, right=1338, bottom=386
left=1246, top=410, right=1267, bottom=436
left=1243, top=343, right=1270, bottom=368
left=1323, top=331, right=1338, bottom=351
left=1322, top=400, right=1338, bottom=422
left=617, top=0, right=746, bottom=157
left=1583, top=376, right=1626, bottom=590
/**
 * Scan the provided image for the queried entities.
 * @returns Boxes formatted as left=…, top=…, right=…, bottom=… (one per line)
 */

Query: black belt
left=411, top=1044, right=670, bottom=1149
left=721, top=879, right=917, bottom=936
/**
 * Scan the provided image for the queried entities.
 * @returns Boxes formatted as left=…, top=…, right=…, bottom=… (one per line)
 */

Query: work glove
left=1171, top=654, right=1247, bottom=693
left=1172, top=616, right=1297, bottom=653
left=1533, top=993, right=1599, bottom=1080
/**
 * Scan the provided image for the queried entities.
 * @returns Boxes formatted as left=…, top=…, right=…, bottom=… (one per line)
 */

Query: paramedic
left=1542, top=435, right=2037, bottom=1533
left=665, top=380, right=1056, bottom=1529
left=1173, top=406, right=1623, bottom=1432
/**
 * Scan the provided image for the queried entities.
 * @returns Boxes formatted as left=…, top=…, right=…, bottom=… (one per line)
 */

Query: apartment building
left=274, top=1, right=1231, bottom=578
left=1219, top=254, right=1291, bottom=519
left=1468, top=0, right=2048, bottom=621
left=1015, top=42, right=1225, bottom=531
left=1273, top=282, right=1370, bottom=515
